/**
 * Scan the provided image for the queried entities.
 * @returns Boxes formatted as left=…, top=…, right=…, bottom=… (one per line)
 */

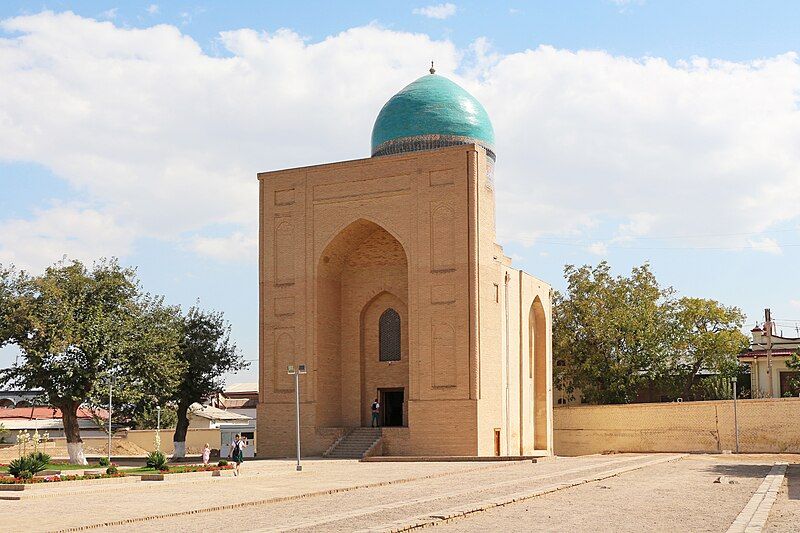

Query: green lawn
left=122, top=466, right=158, bottom=474
left=0, top=462, right=108, bottom=473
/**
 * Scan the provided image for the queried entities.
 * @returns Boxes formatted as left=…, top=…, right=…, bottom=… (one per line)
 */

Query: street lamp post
left=731, top=377, right=739, bottom=454
left=107, top=379, right=113, bottom=463
left=287, top=364, right=307, bottom=471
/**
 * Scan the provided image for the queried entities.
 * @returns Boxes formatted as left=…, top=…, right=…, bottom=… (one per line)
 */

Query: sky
left=2, top=1, right=800, bottom=384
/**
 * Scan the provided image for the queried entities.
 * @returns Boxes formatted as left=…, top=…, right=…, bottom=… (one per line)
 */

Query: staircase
left=325, top=428, right=382, bottom=459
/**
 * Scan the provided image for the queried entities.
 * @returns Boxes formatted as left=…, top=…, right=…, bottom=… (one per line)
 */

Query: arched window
left=379, top=308, right=401, bottom=361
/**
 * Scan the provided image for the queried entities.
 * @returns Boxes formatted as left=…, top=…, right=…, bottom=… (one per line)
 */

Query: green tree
left=670, top=297, right=748, bottom=399
left=86, top=296, right=185, bottom=427
left=133, top=404, right=178, bottom=430
left=784, top=350, right=800, bottom=397
left=170, top=306, right=247, bottom=458
left=553, top=261, right=676, bottom=404
left=0, top=259, right=183, bottom=464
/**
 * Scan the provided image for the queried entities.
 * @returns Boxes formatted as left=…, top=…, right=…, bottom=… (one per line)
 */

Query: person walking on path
left=202, top=443, right=211, bottom=466
left=371, top=398, right=380, bottom=428
left=228, top=434, right=246, bottom=476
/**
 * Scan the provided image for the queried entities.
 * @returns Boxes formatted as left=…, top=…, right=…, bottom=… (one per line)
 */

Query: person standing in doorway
left=371, top=398, right=380, bottom=427
left=228, top=434, right=246, bottom=476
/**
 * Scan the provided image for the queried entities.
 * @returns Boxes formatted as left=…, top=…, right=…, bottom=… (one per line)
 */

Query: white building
left=739, top=326, right=800, bottom=398
left=187, top=402, right=255, bottom=458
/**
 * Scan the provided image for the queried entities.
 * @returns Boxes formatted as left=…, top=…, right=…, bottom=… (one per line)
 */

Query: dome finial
left=429, top=61, right=436, bottom=75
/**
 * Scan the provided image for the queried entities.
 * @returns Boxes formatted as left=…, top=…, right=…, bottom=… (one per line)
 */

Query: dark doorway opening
left=380, top=388, right=404, bottom=427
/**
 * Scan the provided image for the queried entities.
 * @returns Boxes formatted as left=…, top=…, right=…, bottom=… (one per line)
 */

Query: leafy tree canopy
left=553, top=261, right=748, bottom=404
left=553, top=261, right=676, bottom=404
left=669, top=297, right=748, bottom=398
left=0, top=259, right=183, bottom=463
left=171, top=306, right=248, bottom=455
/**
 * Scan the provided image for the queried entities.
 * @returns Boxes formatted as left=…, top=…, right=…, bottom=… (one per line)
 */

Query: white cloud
left=413, top=3, right=457, bottom=20
left=0, top=205, right=135, bottom=272
left=187, top=232, right=257, bottom=262
left=100, top=8, right=118, bottom=20
left=146, top=5, right=159, bottom=15
left=1, top=12, right=800, bottom=271
left=790, top=299, right=800, bottom=309
left=588, top=242, right=609, bottom=256
left=747, top=237, right=782, bottom=255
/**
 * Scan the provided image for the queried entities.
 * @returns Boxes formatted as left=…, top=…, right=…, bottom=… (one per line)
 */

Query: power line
left=530, top=239, right=800, bottom=252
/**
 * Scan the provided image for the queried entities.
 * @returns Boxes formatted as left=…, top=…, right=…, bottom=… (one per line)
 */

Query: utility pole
left=107, top=379, right=113, bottom=463
left=765, top=308, right=774, bottom=398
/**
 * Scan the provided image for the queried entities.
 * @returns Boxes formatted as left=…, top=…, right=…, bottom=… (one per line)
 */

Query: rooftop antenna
left=429, top=61, right=436, bottom=75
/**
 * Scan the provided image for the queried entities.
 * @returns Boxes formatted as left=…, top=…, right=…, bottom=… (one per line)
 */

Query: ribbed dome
left=371, top=73, right=495, bottom=160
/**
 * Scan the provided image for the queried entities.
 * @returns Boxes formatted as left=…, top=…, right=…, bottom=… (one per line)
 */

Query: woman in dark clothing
left=229, top=433, right=246, bottom=476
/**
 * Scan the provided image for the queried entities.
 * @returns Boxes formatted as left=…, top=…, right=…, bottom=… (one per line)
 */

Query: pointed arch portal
left=530, top=296, right=548, bottom=450
left=315, top=219, right=410, bottom=428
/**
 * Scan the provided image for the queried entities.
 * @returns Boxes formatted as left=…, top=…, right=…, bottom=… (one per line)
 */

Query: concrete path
left=3, top=454, right=796, bottom=532
left=103, top=454, right=678, bottom=532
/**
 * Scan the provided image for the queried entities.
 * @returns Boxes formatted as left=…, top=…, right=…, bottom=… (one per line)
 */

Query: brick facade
left=257, top=144, right=553, bottom=457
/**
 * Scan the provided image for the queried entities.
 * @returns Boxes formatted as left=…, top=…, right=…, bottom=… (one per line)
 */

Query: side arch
left=529, top=296, right=548, bottom=450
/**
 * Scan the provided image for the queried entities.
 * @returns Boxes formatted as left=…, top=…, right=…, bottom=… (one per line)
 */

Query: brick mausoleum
left=257, top=67, right=553, bottom=457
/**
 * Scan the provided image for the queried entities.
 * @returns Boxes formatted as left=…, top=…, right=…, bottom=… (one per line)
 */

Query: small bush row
left=0, top=472, right=126, bottom=484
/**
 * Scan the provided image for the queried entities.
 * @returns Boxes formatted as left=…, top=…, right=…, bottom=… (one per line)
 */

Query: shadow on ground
left=786, top=465, right=800, bottom=500
left=705, top=463, right=773, bottom=479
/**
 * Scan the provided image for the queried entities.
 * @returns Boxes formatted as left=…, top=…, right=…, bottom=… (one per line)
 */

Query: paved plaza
left=3, top=454, right=799, bottom=532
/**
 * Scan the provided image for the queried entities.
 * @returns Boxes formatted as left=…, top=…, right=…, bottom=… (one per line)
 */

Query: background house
left=188, top=402, right=255, bottom=458
left=0, top=406, right=108, bottom=441
left=739, top=326, right=800, bottom=398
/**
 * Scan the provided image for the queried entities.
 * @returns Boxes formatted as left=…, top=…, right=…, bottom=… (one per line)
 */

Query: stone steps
left=324, top=428, right=382, bottom=459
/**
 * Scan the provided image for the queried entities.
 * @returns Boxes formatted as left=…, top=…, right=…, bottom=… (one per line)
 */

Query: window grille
left=379, top=308, right=401, bottom=361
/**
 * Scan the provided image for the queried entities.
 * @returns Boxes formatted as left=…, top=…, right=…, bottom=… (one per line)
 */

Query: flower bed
left=164, top=464, right=234, bottom=474
left=0, top=472, right=126, bottom=484
left=0, top=463, right=233, bottom=484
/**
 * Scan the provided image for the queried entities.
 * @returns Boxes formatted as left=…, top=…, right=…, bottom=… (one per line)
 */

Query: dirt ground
left=439, top=455, right=772, bottom=532
left=765, top=464, right=800, bottom=532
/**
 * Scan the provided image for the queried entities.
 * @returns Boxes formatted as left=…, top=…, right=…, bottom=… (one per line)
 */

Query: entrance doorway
left=380, top=388, right=404, bottom=427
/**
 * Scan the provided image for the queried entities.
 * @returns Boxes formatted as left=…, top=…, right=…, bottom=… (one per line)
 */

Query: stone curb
left=726, top=462, right=788, bottom=533
left=357, top=453, right=688, bottom=532
left=52, top=461, right=520, bottom=532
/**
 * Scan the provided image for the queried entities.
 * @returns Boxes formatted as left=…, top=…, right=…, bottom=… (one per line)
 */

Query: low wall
left=123, top=428, right=220, bottom=454
left=554, top=397, right=800, bottom=456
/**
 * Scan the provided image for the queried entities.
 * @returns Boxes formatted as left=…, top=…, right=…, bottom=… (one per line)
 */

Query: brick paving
left=3, top=454, right=797, bottom=532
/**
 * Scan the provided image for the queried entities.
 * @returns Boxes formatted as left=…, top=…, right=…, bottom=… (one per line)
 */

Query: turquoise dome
left=371, top=73, right=496, bottom=160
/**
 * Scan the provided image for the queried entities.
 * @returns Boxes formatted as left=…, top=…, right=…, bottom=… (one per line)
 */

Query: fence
left=554, top=397, right=800, bottom=456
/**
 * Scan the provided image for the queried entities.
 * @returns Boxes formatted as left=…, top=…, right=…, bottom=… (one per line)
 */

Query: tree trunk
left=172, top=400, right=190, bottom=459
left=61, top=402, right=88, bottom=465
left=684, top=361, right=703, bottom=400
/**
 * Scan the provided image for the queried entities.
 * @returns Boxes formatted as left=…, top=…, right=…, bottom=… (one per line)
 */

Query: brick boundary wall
left=554, top=397, right=800, bottom=456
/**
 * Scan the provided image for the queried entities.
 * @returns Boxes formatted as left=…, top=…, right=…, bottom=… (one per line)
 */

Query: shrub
left=17, top=469, right=32, bottom=480
left=146, top=450, right=168, bottom=471
left=9, top=452, right=49, bottom=478
left=217, top=459, right=228, bottom=467
left=30, top=451, right=51, bottom=465
left=98, top=457, right=110, bottom=467
left=106, top=466, right=118, bottom=475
